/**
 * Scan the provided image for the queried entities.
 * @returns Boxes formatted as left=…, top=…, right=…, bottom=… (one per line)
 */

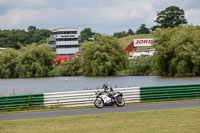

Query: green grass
left=118, top=34, right=154, bottom=48
left=0, top=107, right=200, bottom=133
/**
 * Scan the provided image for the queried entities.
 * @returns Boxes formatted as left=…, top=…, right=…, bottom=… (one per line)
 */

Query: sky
left=0, top=0, right=200, bottom=35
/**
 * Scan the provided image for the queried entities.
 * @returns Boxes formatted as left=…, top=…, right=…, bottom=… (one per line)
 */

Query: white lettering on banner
left=134, top=38, right=154, bottom=47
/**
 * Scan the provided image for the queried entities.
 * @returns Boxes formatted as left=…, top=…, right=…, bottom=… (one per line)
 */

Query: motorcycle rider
left=103, top=82, right=114, bottom=99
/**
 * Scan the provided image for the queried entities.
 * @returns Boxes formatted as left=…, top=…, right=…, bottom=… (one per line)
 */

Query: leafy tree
left=28, top=25, right=36, bottom=34
left=80, top=28, right=94, bottom=43
left=81, top=35, right=127, bottom=76
left=127, top=29, right=135, bottom=36
left=0, top=30, right=10, bottom=48
left=48, top=57, right=82, bottom=76
left=150, top=25, right=161, bottom=31
left=9, top=30, right=30, bottom=49
left=62, top=57, right=82, bottom=76
left=128, top=56, right=152, bottom=76
left=113, top=31, right=127, bottom=38
left=32, top=29, right=52, bottom=43
left=16, top=43, right=56, bottom=77
left=0, top=48, right=19, bottom=78
left=136, top=24, right=150, bottom=34
left=0, top=26, right=51, bottom=49
left=0, top=30, right=30, bottom=49
left=153, top=25, right=200, bottom=76
left=154, top=6, right=187, bottom=28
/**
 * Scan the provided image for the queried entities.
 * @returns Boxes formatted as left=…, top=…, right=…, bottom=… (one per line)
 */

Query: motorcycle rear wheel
left=94, top=98, right=104, bottom=108
left=115, top=96, right=125, bottom=107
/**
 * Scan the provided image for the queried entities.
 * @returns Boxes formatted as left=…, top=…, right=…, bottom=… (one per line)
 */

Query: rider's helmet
left=103, top=82, right=108, bottom=89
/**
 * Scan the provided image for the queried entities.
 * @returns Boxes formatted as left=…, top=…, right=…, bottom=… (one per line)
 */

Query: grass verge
left=0, top=107, right=200, bottom=133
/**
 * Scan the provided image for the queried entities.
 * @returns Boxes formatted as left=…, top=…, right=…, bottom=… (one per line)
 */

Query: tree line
left=0, top=6, right=200, bottom=78
left=0, top=43, right=56, bottom=78
left=1, top=25, right=200, bottom=78
left=0, top=26, right=51, bottom=49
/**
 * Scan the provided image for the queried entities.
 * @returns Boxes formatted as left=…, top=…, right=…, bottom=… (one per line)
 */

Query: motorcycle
left=94, top=90, right=125, bottom=108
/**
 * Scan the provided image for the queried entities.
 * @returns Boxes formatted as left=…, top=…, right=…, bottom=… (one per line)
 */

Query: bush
left=128, top=56, right=152, bottom=76
left=153, top=25, right=200, bottom=76
left=48, top=57, right=82, bottom=76
left=81, top=35, right=127, bottom=76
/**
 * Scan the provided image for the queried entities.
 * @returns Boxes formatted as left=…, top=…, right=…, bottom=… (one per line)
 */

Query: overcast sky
left=0, top=0, right=199, bottom=34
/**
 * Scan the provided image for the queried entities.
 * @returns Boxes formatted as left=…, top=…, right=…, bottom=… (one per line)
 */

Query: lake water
left=0, top=76, right=200, bottom=96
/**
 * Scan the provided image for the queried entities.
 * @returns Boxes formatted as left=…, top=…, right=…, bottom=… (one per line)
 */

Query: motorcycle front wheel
left=94, top=98, right=104, bottom=108
left=115, top=96, right=125, bottom=107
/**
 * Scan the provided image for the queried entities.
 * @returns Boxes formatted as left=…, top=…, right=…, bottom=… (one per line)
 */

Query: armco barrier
left=140, top=84, right=200, bottom=102
left=1, top=84, right=200, bottom=109
left=44, top=87, right=141, bottom=107
left=0, top=94, right=44, bottom=109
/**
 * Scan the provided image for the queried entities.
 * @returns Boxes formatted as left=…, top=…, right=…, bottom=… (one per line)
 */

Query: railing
left=44, top=87, right=141, bottom=107
left=0, top=94, right=43, bottom=109
left=140, top=84, right=200, bottom=102
left=1, top=84, right=200, bottom=109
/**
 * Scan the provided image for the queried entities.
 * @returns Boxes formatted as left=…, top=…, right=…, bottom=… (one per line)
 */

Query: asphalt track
left=0, top=101, right=200, bottom=121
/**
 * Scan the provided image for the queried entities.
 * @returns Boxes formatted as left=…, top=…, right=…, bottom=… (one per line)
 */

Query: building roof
left=52, top=27, right=78, bottom=32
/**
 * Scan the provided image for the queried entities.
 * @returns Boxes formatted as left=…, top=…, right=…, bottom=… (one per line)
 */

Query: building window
left=56, top=45, right=80, bottom=48
left=56, top=38, right=78, bottom=41
left=53, top=31, right=77, bottom=35
left=49, top=41, right=55, bottom=44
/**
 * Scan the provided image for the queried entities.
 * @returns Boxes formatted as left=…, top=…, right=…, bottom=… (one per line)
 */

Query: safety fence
left=0, top=94, right=43, bottom=109
left=44, top=87, right=140, bottom=108
left=140, top=84, right=200, bottom=102
left=0, top=84, right=200, bottom=109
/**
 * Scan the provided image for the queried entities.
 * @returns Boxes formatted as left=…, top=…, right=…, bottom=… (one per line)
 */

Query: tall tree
left=81, top=35, right=127, bottom=76
left=127, top=29, right=135, bottom=36
left=136, top=24, right=150, bottom=34
left=154, top=6, right=187, bottom=28
left=150, top=25, right=161, bottom=31
left=16, top=43, right=56, bottom=77
left=32, top=29, right=52, bottom=43
left=28, top=25, right=36, bottom=34
left=153, top=25, right=200, bottom=76
left=80, top=28, right=94, bottom=43
left=0, top=48, right=19, bottom=78
left=113, top=31, right=127, bottom=38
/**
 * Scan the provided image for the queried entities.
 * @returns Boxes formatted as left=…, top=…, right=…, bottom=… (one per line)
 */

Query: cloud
left=0, top=0, right=157, bottom=34
left=0, top=0, right=47, bottom=6
left=60, top=0, right=156, bottom=25
left=185, top=9, right=200, bottom=25
left=0, top=0, right=199, bottom=34
left=0, top=8, right=39, bottom=28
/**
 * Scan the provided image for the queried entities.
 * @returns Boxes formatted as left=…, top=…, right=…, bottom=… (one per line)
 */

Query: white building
left=47, top=27, right=79, bottom=56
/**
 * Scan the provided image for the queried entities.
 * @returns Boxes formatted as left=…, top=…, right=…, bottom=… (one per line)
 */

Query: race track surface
left=0, top=101, right=200, bottom=121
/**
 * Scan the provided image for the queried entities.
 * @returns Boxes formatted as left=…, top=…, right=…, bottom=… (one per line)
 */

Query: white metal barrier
left=44, top=87, right=140, bottom=107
